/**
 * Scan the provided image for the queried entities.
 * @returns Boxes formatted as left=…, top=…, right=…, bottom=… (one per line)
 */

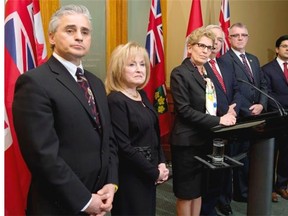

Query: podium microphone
left=237, top=78, right=287, bottom=116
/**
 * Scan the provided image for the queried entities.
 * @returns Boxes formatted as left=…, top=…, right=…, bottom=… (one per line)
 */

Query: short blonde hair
left=105, top=42, right=150, bottom=94
left=186, top=27, right=216, bottom=47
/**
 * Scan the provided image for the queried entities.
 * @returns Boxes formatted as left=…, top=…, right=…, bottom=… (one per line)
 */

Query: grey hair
left=48, top=5, right=92, bottom=34
left=229, top=22, right=248, bottom=34
left=206, top=24, right=225, bottom=38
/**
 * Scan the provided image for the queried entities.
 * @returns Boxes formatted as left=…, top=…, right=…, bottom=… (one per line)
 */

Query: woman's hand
left=220, top=113, right=237, bottom=126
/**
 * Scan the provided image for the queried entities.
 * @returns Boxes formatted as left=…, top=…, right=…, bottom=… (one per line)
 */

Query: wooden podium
left=212, top=111, right=288, bottom=215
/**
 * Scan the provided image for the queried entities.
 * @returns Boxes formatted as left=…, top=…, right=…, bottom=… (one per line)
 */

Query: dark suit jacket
left=205, top=58, right=242, bottom=117
left=12, top=56, right=118, bottom=215
left=170, top=58, right=220, bottom=147
left=220, top=50, right=268, bottom=117
left=262, top=58, right=288, bottom=110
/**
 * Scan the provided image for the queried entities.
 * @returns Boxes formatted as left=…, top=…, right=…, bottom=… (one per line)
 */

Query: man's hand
left=228, top=103, right=237, bottom=117
left=97, top=184, right=115, bottom=213
left=85, top=183, right=115, bottom=216
left=249, top=104, right=263, bottom=115
left=156, top=163, right=169, bottom=184
left=84, top=193, right=106, bottom=216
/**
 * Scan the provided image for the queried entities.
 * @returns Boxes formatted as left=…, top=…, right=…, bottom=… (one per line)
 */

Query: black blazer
left=205, top=58, right=242, bottom=117
left=170, top=58, right=220, bottom=147
left=12, top=56, right=118, bottom=214
left=262, top=58, right=288, bottom=110
left=220, top=50, right=268, bottom=117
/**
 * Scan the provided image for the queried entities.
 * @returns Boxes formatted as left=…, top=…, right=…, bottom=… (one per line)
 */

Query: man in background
left=220, top=22, right=268, bottom=203
left=201, top=24, right=242, bottom=216
left=262, top=35, right=288, bottom=203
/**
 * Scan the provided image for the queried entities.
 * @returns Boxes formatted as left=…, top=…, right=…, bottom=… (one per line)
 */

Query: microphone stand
left=237, top=78, right=287, bottom=116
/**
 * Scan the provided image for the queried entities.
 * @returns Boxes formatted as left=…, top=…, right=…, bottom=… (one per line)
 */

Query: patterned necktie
left=209, top=59, right=226, bottom=93
left=76, top=68, right=102, bottom=133
left=240, top=54, right=254, bottom=82
left=284, top=62, right=288, bottom=82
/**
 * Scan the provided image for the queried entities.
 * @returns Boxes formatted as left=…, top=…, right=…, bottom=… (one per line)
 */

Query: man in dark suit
left=201, top=25, right=242, bottom=216
left=12, top=5, right=118, bottom=215
left=262, top=35, right=288, bottom=202
left=220, top=22, right=268, bottom=203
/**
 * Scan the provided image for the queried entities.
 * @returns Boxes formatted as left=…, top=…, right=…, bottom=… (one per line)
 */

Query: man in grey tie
left=219, top=22, right=268, bottom=203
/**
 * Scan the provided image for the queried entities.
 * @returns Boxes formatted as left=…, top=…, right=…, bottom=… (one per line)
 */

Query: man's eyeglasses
left=230, top=34, right=249, bottom=38
left=193, top=43, right=214, bottom=51
left=280, top=44, right=288, bottom=49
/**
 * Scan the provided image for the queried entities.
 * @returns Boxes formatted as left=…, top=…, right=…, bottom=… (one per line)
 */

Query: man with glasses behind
left=262, top=35, right=288, bottom=203
left=200, top=24, right=242, bottom=216
left=219, top=22, right=268, bottom=203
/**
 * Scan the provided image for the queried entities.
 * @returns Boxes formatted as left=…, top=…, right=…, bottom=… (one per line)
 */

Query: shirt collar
left=53, top=52, right=83, bottom=78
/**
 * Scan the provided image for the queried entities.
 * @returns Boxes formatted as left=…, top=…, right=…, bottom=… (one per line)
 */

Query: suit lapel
left=217, top=60, right=229, bottom=92
left=183, top=58, right=206, bottom=90
left=47, top=57, right=96, bottom=122
left=272, top=59, right=287, bottom=83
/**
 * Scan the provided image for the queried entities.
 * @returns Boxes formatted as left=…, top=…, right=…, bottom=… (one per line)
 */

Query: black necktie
left=76, top=68, right=102, bottom=133
left=240, top=54, right=254, bottom=83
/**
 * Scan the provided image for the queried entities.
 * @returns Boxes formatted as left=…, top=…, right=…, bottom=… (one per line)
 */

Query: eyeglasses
left=230, top=34, right=249, bottom=38
left=280, top=44, right=288, bottom=49
left=193, top=43, right=214, bottom=51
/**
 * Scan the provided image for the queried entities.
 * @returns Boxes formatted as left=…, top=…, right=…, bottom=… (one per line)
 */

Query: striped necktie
left=240, top=54, right=254, bottom=83
left=209, top=59, right=226, bottom=93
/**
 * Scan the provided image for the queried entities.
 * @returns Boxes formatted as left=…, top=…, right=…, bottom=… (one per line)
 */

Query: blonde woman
left=105, top=42, right=169, bottom=215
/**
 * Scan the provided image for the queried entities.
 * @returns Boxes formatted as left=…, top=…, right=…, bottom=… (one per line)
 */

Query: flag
left=5, top=0, right=47, bottom=214
left=219, top=0, right=230, bottom=56
left=144, top=0, right=170, bottom=137
left=183, top=0, right=203, bottom=58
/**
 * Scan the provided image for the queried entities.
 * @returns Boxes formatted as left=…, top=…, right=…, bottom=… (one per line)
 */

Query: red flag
left=218, top=0, right=230, bottom=56
left=184, top=0, right=203, bottom=58
left=5, top=0, right=47, bottom=214
left=144, top=0, right=170, bottom=137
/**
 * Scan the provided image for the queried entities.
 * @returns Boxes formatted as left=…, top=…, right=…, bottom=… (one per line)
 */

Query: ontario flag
left=144, top=0, right=170, bottom=137
left=219, top=0, right=230, bottom=56
left=4, top=0, right=47, bottom=215
left=183, top=0, right=203, bottom=58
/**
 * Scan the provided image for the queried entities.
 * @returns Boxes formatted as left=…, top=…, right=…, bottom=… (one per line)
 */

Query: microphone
left=237, top=78, right=287, bottom=116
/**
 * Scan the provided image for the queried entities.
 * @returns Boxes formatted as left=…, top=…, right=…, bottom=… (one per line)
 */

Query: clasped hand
left=85, top=183, right=115, bottom=216
left=156, top=163, right=169, bottom=184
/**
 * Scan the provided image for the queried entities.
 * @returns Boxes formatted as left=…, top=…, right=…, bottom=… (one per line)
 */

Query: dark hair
left=275, top=35, right=288, bottom=47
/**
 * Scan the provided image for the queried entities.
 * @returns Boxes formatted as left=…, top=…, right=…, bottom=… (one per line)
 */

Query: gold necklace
left=123, top=90, right=140, bottom=99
